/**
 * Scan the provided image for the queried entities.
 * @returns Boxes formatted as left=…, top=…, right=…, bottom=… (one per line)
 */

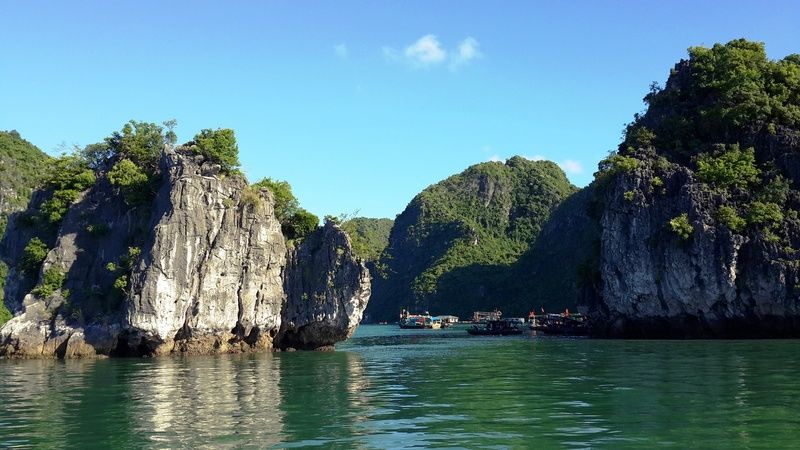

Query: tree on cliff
left=252, top=177, right=319, bottom=240
left=192, top=128, right=240, bottom=173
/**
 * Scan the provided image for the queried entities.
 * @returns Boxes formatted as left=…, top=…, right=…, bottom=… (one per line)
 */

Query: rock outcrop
left=0, top=147, right=370, bottom=358
left=582, top=159, right=800, bottom=337
left=280, top=222, right=371, bottom=350
left=578, top=41, right=800, bottom=337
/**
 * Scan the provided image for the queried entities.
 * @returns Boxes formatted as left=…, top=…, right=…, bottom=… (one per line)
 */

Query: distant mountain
left=367, top=156, right=577, bottom=321
left=341, top=217, right=393, bottom=262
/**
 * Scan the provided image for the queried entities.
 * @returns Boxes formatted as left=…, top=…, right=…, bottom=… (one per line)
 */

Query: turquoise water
left=2, top=325, right=800, bottom=448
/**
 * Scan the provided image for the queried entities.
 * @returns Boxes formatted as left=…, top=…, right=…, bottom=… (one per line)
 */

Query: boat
left=467, top=319, right=523, bottom=336
left=529, top=310, right=588, bottom=336
left=399, top=310, right=442, bottom=329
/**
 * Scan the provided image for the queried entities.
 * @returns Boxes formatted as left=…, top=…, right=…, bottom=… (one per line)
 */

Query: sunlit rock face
left=0, top=148, right=370, bottom=358
left=279, top=222, right=371, bottom=350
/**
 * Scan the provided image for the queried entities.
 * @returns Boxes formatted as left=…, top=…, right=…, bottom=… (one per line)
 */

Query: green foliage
left=39, top=154, right=96, bottom=224
left=370, top=157, right=576, bottom=320
left=113, top=276, right=128, bottom=291
left=108, top=158, right=151, bottom=206
left=716, top=206, right=746, bottom=232
left=669, top=213, right=693, bottom=240
left=623, top=191, right=635, bottom=202
left=193, top=128, right=240, bottom=173
left=121, top=247, right=141, bottom=271
left=283, top=209, right=319, bottom=240
left=696, top=145, right=760, bottom=189
left=623, top=39, right=800, bottom=160
left=0, top=261, right=10, bottom=327
left=107, top=247, right=141, bottom=297
left=22, top=237, right=49, bottom=274
left=104, top=120, right=166, bottom=171
left=597, top=153, right=640, bottom=178
left=746, top=201, right=784, bottom=229
left=342, top=218, right=394, bottom=261
left=251, top=177, right=319, bottom=239
left=163, top=119, right=178, bottom=146
left=651, top=177, right=664, bottom=188
left=759, top=175, right=790, bottom=205
left=240, top=186, right=262, bottom=210
left=252, top=178, right=298, bottom=222
left=625, top=125, right=656, bottom=149
left=0, top=131, right=50, bottom=235
left=32, top=267, right=65, bottom=299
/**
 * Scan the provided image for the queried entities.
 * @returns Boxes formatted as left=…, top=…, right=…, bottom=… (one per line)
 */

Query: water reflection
left=2, top=329, right=800, bottom=448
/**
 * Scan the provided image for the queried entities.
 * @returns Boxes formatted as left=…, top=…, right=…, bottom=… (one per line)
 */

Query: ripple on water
left=3, top=328, right=800, bottom=448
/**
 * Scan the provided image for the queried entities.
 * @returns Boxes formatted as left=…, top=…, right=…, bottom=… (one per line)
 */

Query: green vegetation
left=624, top=191, right=635, bottom=202
left=38, top=155, right=96, bottom=224
left=716, top=206, right=746, bottom=233
left=193, top=128, right=240, bottom=173
left=283, top=209, right=319, bottom=240
left=746, top=201, right=783, bottom=229
left=108, top=158, right=151, bottom=206
left=22, top=237, right=49, bottom=274
left=31, top=267, right=65, bottom=299
left=369, top=156, right=576, bottom=320
left=252, top=178, right=297, bottom=221
left=107, top=246, right=141, bottom=297
left=601, top=154, right=641, bottom=175
left=99, top=120, right=166, bottom=171
left=696, top=145, right=760, bottom=189
left=669, top=213, right=693, bottom=240
left=0, top=130, right=50, bottom=235
left=341, top=218, right=394, bottom=261
left=0, top=261, right=10, bottom=327
left=251, top=177, right=319, bottom=240
left=623, top=39, right=800, bottom=160
left=599, top=39, right=800, bottom=252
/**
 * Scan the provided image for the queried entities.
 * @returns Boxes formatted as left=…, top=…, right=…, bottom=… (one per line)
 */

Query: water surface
left=2, top=325, right=799, bottom=448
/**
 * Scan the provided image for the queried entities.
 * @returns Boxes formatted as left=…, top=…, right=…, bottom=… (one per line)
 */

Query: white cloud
left=383, top=35, right=482, bottom=69
left=488, top=154, right=503, bottom=162
left=526, top=154, right=547, bottom=161
left=404, top=34, right=447, bottom=66
left=560, top=159, right=583, bottom=174
left=334, top=43, right=348, bottom=58
left=449, top=37, right=482, bottom=70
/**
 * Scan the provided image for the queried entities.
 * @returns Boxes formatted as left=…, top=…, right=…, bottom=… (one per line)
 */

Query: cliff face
left=579, top=40, right=800, bottom=337
left=583, top=158, right=800, bottom=337
left=0, top=148, right=370, bottom=358
left=280, top=222, right=371, bottom=350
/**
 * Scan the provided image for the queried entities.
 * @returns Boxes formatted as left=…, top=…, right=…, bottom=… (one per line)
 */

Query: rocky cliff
left=579, top=40, right=800, bottom=337
left=0, top=147, right=370, bottom=358
left=280, top=222, right=371, bottom=350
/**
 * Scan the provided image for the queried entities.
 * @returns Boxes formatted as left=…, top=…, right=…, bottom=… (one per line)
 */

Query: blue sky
left=2, top=1, right=798, bottom=219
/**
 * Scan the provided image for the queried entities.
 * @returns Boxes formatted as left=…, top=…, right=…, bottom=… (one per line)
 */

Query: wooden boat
left=467, top=319, right=522, bottom=336
left=529, top=311, right=588, bottom=336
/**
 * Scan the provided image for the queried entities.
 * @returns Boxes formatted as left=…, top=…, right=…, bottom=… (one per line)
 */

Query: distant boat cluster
left=397, top=308, right=587, bottom=336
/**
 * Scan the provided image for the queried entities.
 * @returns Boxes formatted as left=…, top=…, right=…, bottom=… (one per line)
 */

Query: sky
left=2, top=1, right=799, bottom=219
